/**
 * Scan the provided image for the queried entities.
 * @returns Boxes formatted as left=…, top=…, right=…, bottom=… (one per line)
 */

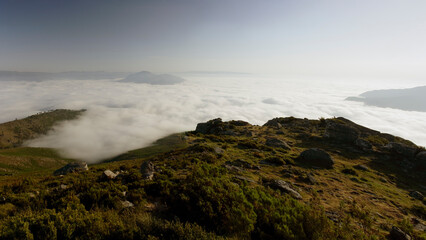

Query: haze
left=1, top=0, right=426, bottom=78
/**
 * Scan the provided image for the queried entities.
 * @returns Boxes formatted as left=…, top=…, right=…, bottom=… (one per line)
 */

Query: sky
left=1, top=0, right=426, bottom=77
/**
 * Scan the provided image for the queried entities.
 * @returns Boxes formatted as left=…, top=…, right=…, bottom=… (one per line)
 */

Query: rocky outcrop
left=195, top=118, right=250, bottom=136
left=324, top=120, right=359, bottom=143
left=140, top=160, right=155, bottom=180
left=265, top=138, right=290, bottom=150
left=298, top=148, right=334, bottom=169
left=355, top=138, right=372, bottom=151
left=53, top=162, right=88, bottom=176
left=265, top=179, right=302, bottom=199
left=385, top=142, right=417, bottom=159
left=102, top=170, right=118, bottom=180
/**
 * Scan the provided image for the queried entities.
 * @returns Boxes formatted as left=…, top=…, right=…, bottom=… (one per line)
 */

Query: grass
left=0, top=115, right=425, bottom=239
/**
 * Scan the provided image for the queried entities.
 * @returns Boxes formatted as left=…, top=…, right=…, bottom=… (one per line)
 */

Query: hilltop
left=0, top=112, right=425, bottom=239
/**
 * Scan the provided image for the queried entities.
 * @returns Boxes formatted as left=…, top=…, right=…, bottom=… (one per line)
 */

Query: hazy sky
left=1, top=0, right=426, bottom=77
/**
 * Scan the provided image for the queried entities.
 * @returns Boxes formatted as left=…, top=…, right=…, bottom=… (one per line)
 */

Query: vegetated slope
left=0, top=109, right=85, bottom=149
left=0, top=116, right=425, bottom=239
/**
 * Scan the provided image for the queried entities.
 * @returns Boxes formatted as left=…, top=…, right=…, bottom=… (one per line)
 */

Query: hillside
left=0, top=115, right=425, bottom=239
left=0, top=109, right=85, bottom=149
left=346, top=86, right=426, bottom=112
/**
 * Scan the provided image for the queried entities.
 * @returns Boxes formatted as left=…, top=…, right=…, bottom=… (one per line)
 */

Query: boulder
left=389, top=226, right=411, bottom=240
left=53, top=162, right=88, bottom=176
left=324, top=120, right=359, bottom=143
left=298, top=148, right=334, bottom=169
left=265, top=138, right=290, bottom=150
left=385, top=142, right=417, bottom=159
left=263, top=118, right=282, bottom=128
left=140, top=161, right=155, bottom=180
left=355, top=138, right=373, bottom=151
left=121, top=200, right=134, bottom=208
left=409, top=191, right=424, bottom=201
left=195, top=118, right=240, bottom=136
left=265, top=179, right=302, bottom=199
left=102, top=170, right=118, bottom=180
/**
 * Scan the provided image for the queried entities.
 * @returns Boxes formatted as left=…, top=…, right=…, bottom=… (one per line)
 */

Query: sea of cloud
left=0, top=74, right=425, bottom=162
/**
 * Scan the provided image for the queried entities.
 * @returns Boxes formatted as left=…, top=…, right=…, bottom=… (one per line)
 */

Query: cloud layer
left=0, top=75, right=425, bottom=162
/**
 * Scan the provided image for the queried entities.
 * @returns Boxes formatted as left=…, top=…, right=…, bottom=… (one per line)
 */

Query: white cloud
left=0, top=75, right=425, bottom=163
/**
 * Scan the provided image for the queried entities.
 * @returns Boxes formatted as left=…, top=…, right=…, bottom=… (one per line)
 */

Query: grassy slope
left=0, top=109, right=85, bottom=149
left=0, top=116, right=425, bottom=239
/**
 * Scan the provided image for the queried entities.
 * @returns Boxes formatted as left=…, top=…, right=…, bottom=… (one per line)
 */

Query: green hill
left=0, top=109, right=85, bottom=149
left=0, top=115, right=425, bottom=239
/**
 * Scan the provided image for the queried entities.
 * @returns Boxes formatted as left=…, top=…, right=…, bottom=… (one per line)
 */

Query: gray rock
left=53, top=162, right=89, bottom=176
left=355, top=138, right=373, bottom=151
left=324, top=120, right=359, bottom=143
left=306, top=173, right=317, bottom=184
left=140, top=161, right=155, bottom=180
left=102, top=170, right=118, bottom=180
left=389, top=226, right=411, bottom=240
left=195, top=118, right=242, bottom=136
left=354, top=164, right=369, bottom=171
left=265, top=138, right=291, bottom=150
left=227, top=159, right=253, bottom=169
left=263, top=118, right=282, bottom=128
left=214, top=147, right=224, bottom=154
left=233, top=176, right=256, bottom=183
left=409, top=191, right=424, bottom=200
left=265, top=179, right=302, bottom=199
left=298, top=148, right=334, bottom=169
left=121, top=200, right=134, bottom=208
left=385, top=142, right=417, bottom=159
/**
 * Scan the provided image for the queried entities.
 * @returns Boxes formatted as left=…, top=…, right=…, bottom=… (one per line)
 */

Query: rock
left=414, top=151, right=426, bottom=169
left=214, top=147, right=224, bottom=154
left=265, top=179, right=302, bottom=199
left=298, top=148, right=334, bottom=169
left=354, top=164, right=369, bottom=171
left=229, top=120, right=250, bottom=126
left=234, top=175, right=256, bottom=183
left=227, top=159, right=253, bottom=169
left=140, top=161, right=155, bottom=180
left=263, top=118, right=282, bottom=128
left=195, top=118, right=223, bottom=134
left=53, top=162, right=89, bottom=176
left=355, top=138, right=372, bottom=151
left=324, top=120, right=359, bottom=143
left=121, top=200, right=134, bottom=208
left=102, top=170, right=118, bottom=180
left=385, top=142, right=417, bottom=159
left=60, top=184, right=68, bottom=190
left=265, top=138, right=290, bottom=150
left=306, top=173, right=317, bottom=184
left=224, top=164, right=243, bottom=172
left=389, top=226, right=411, bottom=240
left=409, top=191, right=424, bottom=200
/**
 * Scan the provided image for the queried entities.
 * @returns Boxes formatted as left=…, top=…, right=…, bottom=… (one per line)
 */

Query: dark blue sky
left=1, top=0, right=425, bottom=77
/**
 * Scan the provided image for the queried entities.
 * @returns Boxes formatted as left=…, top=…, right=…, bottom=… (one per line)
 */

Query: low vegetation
left=0, top=112, right=425, bottom=239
